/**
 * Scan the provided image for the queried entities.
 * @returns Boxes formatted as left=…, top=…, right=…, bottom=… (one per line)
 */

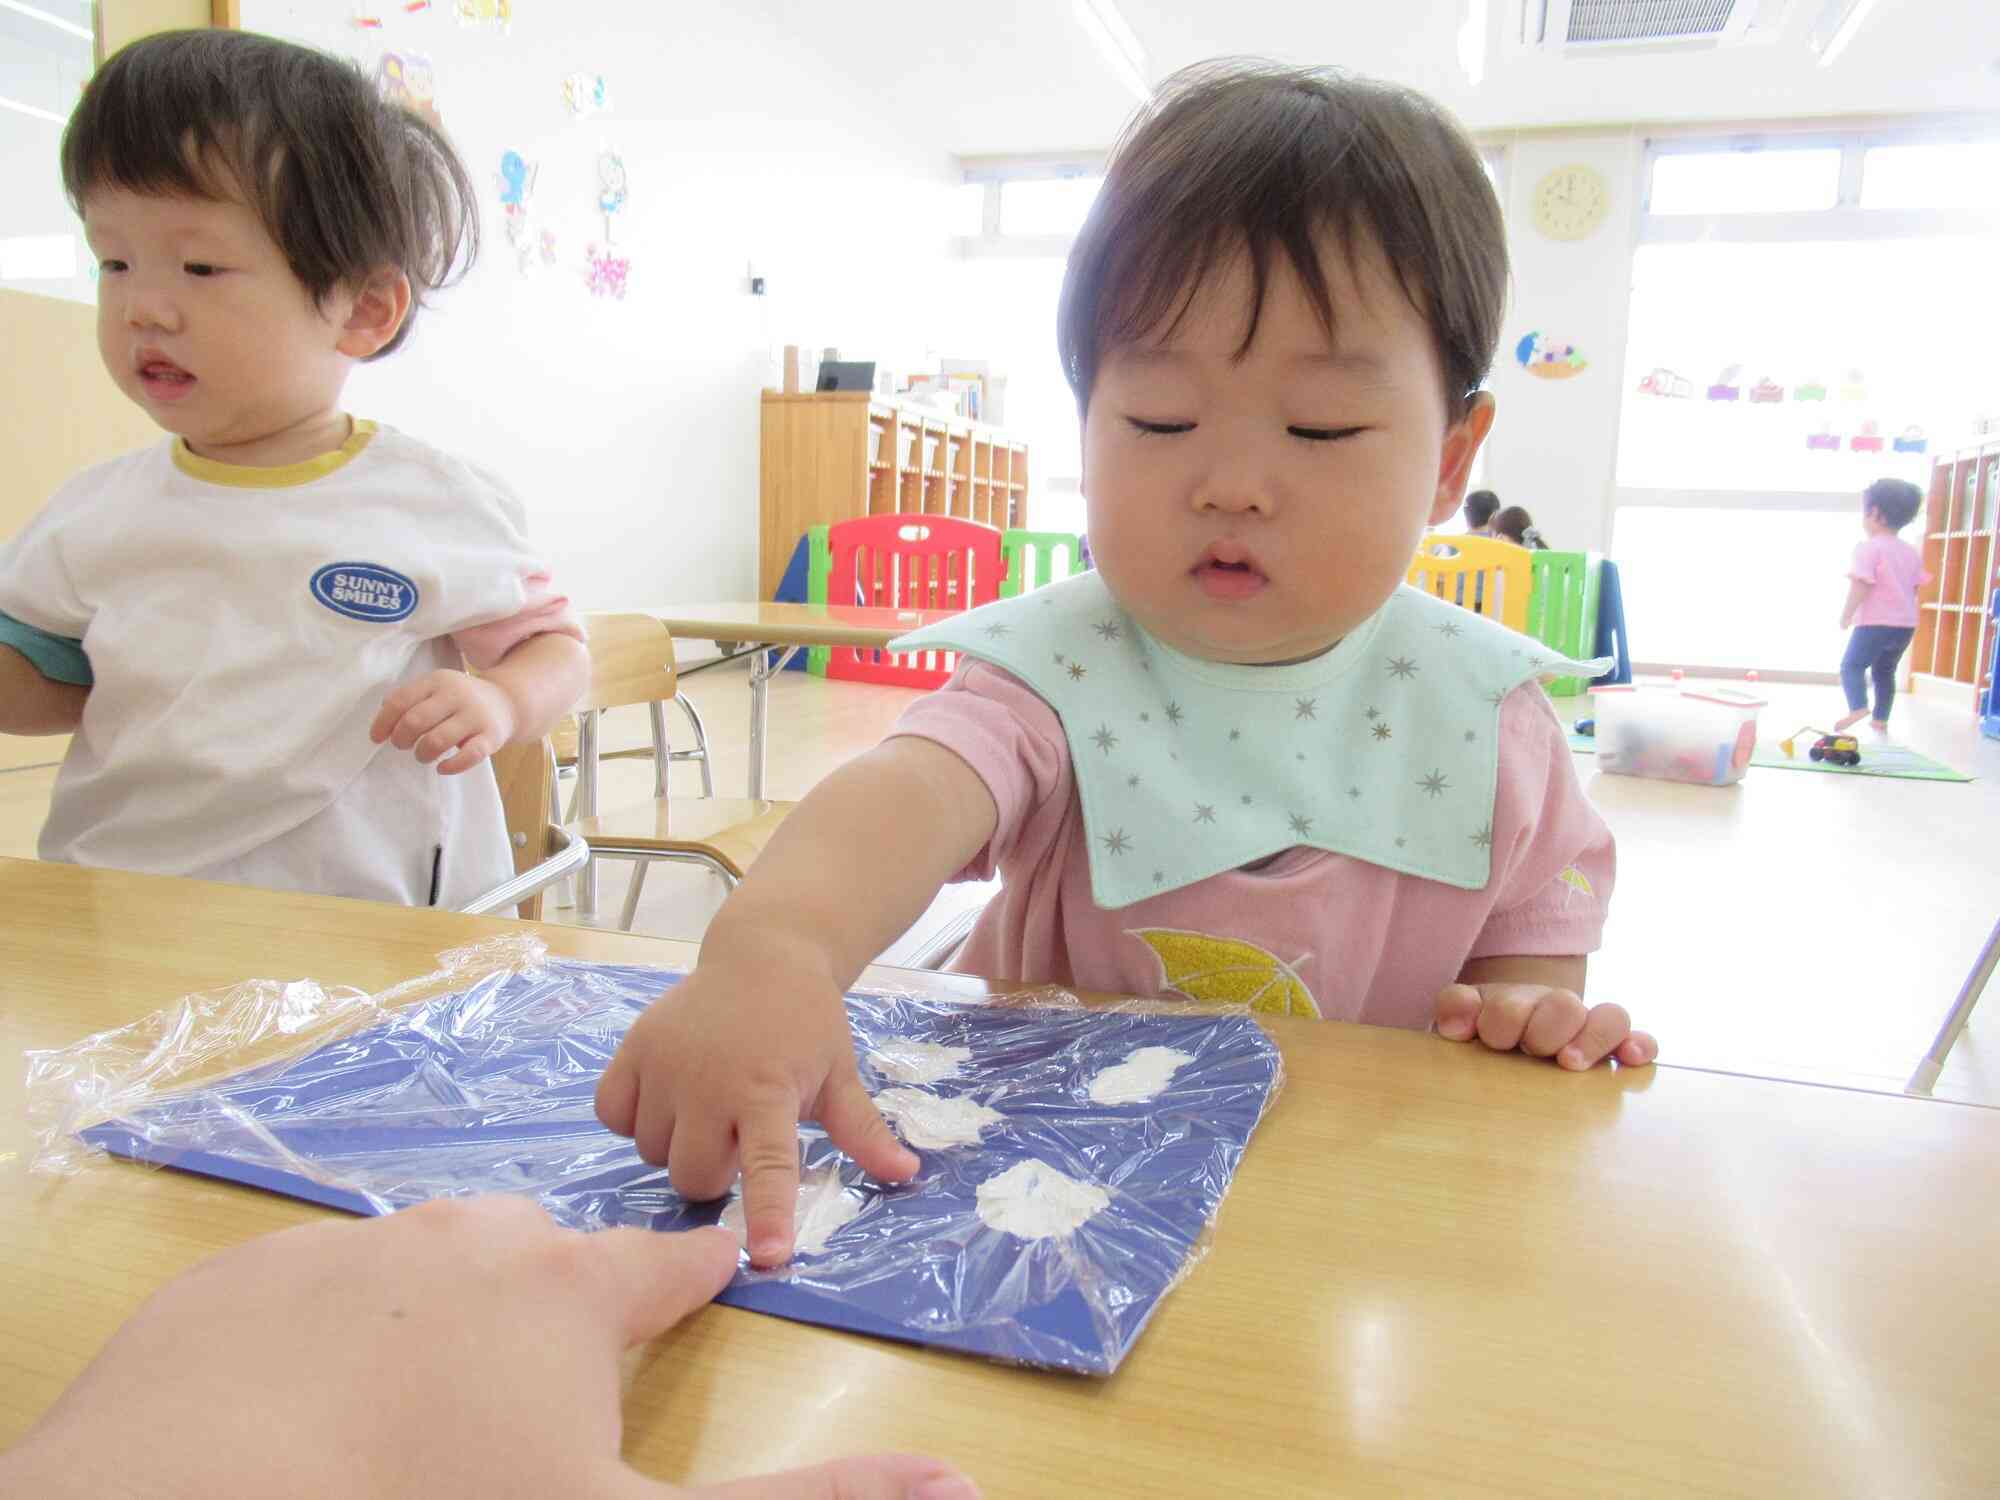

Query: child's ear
left=1430, top=392, right=1496, bottom=528
left=335, top=268, right=413, bottom=359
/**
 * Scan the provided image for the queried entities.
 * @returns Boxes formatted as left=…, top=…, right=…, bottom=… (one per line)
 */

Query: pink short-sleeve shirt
left=1848, top=534, right=1927, bottom=629
left=892, top=662, right=1615, bottom=1028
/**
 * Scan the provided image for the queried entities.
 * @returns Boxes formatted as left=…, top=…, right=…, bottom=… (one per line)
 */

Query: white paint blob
left=719, top=1160, right=866, bottom=1256
left=1086, top=1045, right=1195, bottom=1106
left=975, top=1160, right=1109, bottom=1241
left=869, top=1037, right=972, bottom=1085
left=874, top=1086, right=1003, bottom=1150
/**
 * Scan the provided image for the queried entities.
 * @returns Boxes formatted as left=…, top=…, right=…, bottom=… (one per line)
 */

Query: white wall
left=242, top=1, right=959, bottom=610
left=1482, top=134, right=1645, bottom=556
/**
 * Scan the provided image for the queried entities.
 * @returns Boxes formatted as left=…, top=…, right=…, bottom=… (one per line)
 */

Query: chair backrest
left=825, top=516, right=1005, bottom=689
left=578, top=613, right=677, bottom=712
left=1408, top=534, right=1531, bottom=632
left=489, top=735, right=556, bottom=920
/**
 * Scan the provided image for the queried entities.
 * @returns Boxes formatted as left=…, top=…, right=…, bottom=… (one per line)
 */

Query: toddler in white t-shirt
left=0, top=30, right=586, bottom=907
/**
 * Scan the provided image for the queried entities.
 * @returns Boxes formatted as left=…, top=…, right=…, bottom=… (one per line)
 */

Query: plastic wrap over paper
left=26, top=939, right=1284, bottom=1374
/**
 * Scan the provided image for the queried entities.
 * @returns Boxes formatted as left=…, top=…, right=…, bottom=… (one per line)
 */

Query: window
left=1861, top=142, right=2000, bottom=212
left=1000, top=175, right=1104, bottom=238
left=1647, top=147, right=1842, bottom=215
left=1618, top=129, right=2000, bottom=672
left=0, top=0, right=95, bottom=304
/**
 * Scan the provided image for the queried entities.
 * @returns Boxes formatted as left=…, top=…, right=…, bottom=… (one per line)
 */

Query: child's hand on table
left=596, top=939, right=921, bottom=1269
left=371, top=669, right=517, bottom=775
left=0, top=1196, right=977, bottom=1499
left=1433, top=956, right=1656, bottom=1069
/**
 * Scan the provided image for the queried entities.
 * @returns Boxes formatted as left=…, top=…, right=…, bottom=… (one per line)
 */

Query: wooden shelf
left=1912, top=430, right=2000, bottom=715
left=760, top=392, right=1032, bottom=597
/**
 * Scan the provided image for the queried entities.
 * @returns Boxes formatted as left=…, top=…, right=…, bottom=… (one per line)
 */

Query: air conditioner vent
left=1566, top=0, right=1738, bottom=44
left=1519, top=0, right=1793, bottom=51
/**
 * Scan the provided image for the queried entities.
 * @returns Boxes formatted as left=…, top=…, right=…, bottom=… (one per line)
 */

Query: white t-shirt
left=0, top=421, right=564, bottom=908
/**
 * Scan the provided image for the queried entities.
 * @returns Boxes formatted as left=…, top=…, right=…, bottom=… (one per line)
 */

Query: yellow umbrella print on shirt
left=1130, top=929, right=1323, bottom=1019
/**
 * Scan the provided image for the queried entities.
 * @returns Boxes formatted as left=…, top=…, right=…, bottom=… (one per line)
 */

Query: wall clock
left=1532, top=163, right=1610, bottom=241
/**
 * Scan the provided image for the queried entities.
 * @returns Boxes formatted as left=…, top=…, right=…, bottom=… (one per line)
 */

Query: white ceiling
left=785, top=0, right=2000, bottom=157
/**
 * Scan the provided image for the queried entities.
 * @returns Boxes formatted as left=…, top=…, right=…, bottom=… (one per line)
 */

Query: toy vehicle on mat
left=1809, top=734, right=1861, bottom=766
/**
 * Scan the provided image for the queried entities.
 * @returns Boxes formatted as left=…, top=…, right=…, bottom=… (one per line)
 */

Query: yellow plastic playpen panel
left=1407, top=535, right=1531, bottom=633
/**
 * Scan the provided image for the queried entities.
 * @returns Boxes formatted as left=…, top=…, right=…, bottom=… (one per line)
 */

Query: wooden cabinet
left=759, top=392, right=1030, bottom=601
left=1911, top=434, right=2000, bottom=712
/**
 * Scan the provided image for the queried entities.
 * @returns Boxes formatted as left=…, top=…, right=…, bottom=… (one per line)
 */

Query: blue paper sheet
left=78, top=957, right=1282, bottom=1373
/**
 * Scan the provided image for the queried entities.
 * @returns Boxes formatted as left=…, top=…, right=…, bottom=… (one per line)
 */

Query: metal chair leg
left=1908, top=914, right=2000, bottom=1095
left=648, top=702, right=671, bottom=800
left=575, top=709, right=599, bottom=917
left=673, top=694, right=714, bottom=798
left=618, top=860, right=649, bottom=932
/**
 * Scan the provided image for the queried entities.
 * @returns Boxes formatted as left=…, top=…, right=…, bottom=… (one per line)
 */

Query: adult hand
left=0, top=1197, right=975, bottom=1499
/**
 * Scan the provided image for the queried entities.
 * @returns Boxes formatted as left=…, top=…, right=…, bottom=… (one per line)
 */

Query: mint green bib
left=890, top=572, right=1605, bottom=910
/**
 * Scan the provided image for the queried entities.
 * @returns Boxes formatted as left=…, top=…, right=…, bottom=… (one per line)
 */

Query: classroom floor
left=2, top=662, right=1993, bottom=1107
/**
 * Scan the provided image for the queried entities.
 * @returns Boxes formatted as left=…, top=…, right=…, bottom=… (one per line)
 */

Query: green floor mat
left=1565, top=732, right=1972, bottom=782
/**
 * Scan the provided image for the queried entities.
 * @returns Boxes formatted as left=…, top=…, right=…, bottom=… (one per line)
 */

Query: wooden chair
left=458, top=735, right=588, bottom=920
left=569, top=613, right=795, bottom=931
left=1408, top=533, right=1532, bottom=633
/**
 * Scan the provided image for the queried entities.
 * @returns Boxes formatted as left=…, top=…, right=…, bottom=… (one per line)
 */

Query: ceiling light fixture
left=0, top=93, right=65, bottom=123
left=1459, top=0, right=1490, bottom=84
left=0, top=0, right=93, bottom=43
left=1810, top=0, right=1885, bottom=67
left=1071, top=0, right=1151, bottom=103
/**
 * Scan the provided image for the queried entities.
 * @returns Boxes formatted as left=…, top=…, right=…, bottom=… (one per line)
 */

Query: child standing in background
left=0, top=31, right=587, bottom=907
left=598, top=60, right=1655, bottom=1267
left=1836, top=477, right=1929, bottom=733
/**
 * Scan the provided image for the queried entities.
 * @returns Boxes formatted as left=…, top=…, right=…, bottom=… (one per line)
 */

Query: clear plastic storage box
left=1588, top=683, right=1765, bottom=787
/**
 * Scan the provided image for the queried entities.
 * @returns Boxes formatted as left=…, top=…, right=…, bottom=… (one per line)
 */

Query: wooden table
left=4, top=858, right=1998, bottom=1497
left=650, top=602, right=956, bottom=798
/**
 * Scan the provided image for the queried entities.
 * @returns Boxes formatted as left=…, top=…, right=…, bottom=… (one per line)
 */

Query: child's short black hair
left=1058, top=59, right=1507, bottom=422
left=62, top=29, right=477, bottom=359
left=1863, top=477, right=1922, bottom=532
left=1464, top=489, right=1500, bottom=529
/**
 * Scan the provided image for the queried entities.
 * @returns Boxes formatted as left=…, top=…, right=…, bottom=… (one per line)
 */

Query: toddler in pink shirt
left=1836, top=477, right=1930, bottom=733
left=597, top=61, right=1655, bottom=1266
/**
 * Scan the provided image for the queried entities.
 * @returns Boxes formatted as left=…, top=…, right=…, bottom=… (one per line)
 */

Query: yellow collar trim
left=173, top=419, right=378, bottom=489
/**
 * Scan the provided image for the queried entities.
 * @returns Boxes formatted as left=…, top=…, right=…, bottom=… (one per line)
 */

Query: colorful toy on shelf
left=1706, top=364, right=1743, bottom=402
left=1777, top=726, right=1861, bottom=766
left=1839, top=369, right=1868, bottom=402
left=1893, top=426, right=1930, bottom=455
left=1806, top=425, right=1841, bottom=451
left=1794, top=378, right=1828, bottom=402
left=1515, top=331, right=1589, bottom=380
left=1850, top=420, right=1885, bottom=453
left=1748, top=378, right=1784, bottom=404
left=1637, top=367, right=1694, bottom=398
